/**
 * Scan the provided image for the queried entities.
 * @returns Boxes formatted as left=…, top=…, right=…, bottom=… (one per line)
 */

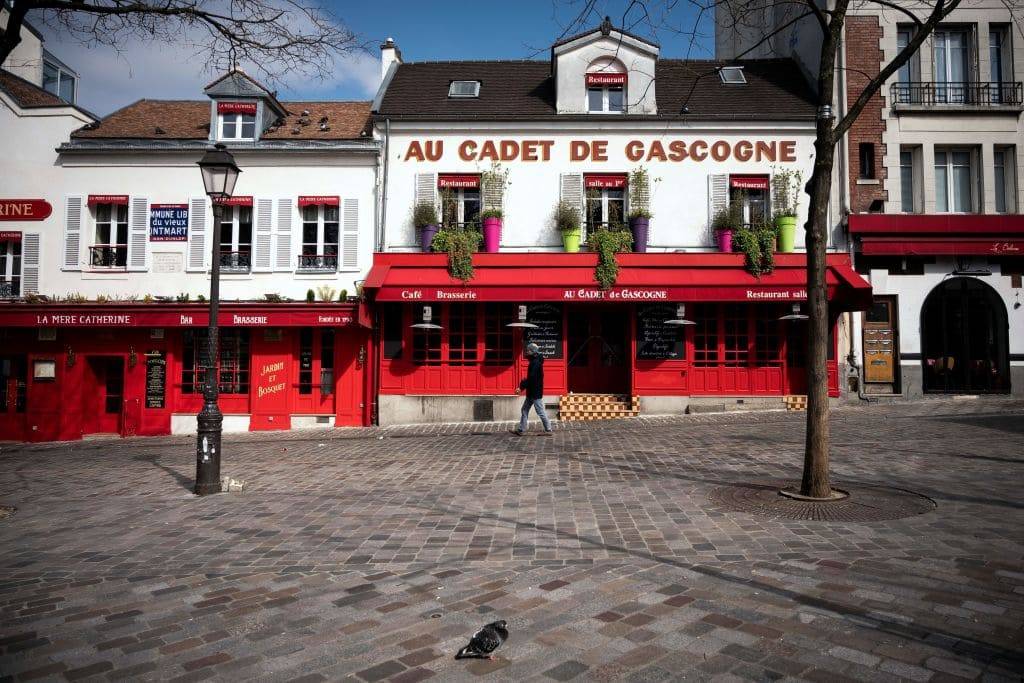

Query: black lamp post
left=194, top=143, right=240, bottom=496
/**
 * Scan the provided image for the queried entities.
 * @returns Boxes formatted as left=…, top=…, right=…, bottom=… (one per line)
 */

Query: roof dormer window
left=586, top=58, right=627, bottom=114
left=448, top=81, right=481, bottom=98
left=217, top=101, right=258, bottom=141
left=718, top=66, right=746, bottom=84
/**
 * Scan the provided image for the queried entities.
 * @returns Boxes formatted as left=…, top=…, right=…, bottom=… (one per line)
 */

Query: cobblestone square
left=1, top=400, right=1023, bottom=682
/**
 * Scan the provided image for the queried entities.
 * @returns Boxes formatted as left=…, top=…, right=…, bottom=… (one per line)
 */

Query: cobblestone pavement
left=1, top=399, right=1023, bottom=682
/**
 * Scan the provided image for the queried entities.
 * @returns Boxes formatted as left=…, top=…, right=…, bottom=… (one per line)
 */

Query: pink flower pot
left=482, top=217, right=502, bottom=253
left=716, top=228, right=734, bottom=253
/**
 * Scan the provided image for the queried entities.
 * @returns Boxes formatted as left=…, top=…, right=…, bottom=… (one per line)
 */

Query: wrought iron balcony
left=890, top=81, right=1023, bottom=107
left=219, top=250, right=251, bottom=272
left=297, top=253, right=338, bottom=272
left=89, top=244, right=127, bottom=268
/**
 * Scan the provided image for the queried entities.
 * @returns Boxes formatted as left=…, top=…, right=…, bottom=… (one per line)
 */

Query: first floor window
left=0, top=239, right=21, bottom=297
left=994, top=147, right=1016, bottom=213
left=440, top=184, right=480, bottom=229
left=585, top=186, right=626, bottom=231
left=728, top=179, right=769, bottom=226
left=934, top=148, right=975, bottom=213
left=220, top=114, right=256, bottom=141
left=301, top=204, right=340, bottom=270
left=219, top=205, right=253, bottom=271
left=900, top=147, right=920, bottom=213
left=92, top=203, right=128, bottom=267
left=181, top=329, right=251, bottom=395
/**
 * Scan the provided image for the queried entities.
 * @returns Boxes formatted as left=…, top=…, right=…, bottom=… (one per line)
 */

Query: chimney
left=380, top=37, right=402, bottom=83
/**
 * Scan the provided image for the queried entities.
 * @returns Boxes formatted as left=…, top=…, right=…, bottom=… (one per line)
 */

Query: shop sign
left=745, top=289, right=807, bottom=300
left=438, top=174, right=480, bottom=189
left=584, top=174, right=627, bottom=189
left=217, top=101, right=258, bottom=115
left=11, top=309, right=354, bottom=327
left=990, top=241, right=1022, bottom=254
left=585, top=73, right=627, bottom=86
left=388, top=287, right=821, bottom=303
left=730, top=174, right=770, bottom=190
left=298, top=195, right=340, bottom=207
left=145, top=350, right=166, bottom=409
left=150, top=204, right=189, bottom=241
left=0, top=199, right=52, bottom=221
left=214, top=196, right=254, bottom=207
left=87, top=195, right=129, bottom=206
left=0, top=230, right=22, bottom=241
left=256, top=360, right=287, bottom=399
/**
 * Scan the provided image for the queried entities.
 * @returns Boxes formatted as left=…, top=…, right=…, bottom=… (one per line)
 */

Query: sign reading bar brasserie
left=404, top=138, right=798, bottom=164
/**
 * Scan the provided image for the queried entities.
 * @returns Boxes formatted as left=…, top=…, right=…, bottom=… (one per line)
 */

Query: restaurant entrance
left=83, top=356, right=125, bottom=435
left=566, top=306, right=630, bottom=394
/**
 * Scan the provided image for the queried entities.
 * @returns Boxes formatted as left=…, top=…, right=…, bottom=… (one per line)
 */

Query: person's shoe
left=541, top=430, right=554, bottom=436
left=509, top=429, right=524, bottom=437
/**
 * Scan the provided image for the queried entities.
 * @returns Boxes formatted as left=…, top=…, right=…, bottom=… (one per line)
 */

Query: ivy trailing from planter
left=590, top=228, right=633, bottom=289
left=733, top=223, right=777, bottom=278
left=432, top=227, right=483, bottom=282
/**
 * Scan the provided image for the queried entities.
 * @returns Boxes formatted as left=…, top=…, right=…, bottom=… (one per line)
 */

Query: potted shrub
left=628, top=167, right=654, bottom=252
left=555, top=200, right=583, bottom=252
left=711, top=201, right=742, bottom=252
left=772, top=168, right=803, bottom=253
left=480, top=163, right=509, bottom=253
left=413, top=200, right=440, bottom=252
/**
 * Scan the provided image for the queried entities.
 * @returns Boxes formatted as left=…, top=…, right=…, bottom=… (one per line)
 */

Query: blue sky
left=39, top=0, right=715, bottom=115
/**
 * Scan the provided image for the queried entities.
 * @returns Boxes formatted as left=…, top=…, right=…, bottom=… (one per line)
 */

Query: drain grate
left=707, top=480, right=935, bottom=522
left=0, top=505, right=16, bottom=521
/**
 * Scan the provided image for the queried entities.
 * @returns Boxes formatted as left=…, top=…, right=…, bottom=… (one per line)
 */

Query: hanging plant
left=432, top=226, right=483, bottom=282
left=590, top=228, right=633, bottom=289
left=733, top=222, right=777, bottom=277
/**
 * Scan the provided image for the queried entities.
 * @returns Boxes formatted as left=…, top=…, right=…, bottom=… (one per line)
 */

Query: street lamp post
left=194, top=143, right=240, bottom=496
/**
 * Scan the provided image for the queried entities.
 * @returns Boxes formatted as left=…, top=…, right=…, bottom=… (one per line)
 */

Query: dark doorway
left=83, top=356, right=125, bottom=434
left=567, top=306, right=630, bottom=394
left=921, top=278, right=1009, bottom=394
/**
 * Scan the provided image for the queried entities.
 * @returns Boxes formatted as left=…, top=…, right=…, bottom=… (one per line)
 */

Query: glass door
left=934, top=30, right=969, bottom=103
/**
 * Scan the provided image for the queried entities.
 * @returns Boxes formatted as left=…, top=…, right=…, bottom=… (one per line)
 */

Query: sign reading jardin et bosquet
left=404, top=138, right=798, bottom=163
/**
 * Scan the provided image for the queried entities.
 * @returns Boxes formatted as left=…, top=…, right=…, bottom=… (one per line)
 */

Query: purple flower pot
left=716, top=228, right=734, bottom=253
left=482, top=217, right=502, bottom=253
left=420, top=224, right=439, bottom=252
left=630, top=217, right=649, bottom=253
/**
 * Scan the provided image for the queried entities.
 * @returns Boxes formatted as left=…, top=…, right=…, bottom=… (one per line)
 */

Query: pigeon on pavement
left=455, top=620, right=509, bottom=660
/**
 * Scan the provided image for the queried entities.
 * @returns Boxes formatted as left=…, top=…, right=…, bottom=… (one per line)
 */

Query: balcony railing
left=219, top=250, right=251, bottom=272
left=89, top=244, right=127, bottom=268
left=297, top=253, right=338, bottom=272
left=890, top=81, right=1023, bottom=107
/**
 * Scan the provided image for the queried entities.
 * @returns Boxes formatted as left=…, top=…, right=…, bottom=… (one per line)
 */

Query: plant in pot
left=590, top=227, right=633, bottom=289
left=413, top=200, right=440, bottom=252
left=555, top=200, right=583, bottom=253
left=732, top=221, right=777, bottom=277
left=711, top=200, right=743, bottom=252
left=479, top=163, right=509, bottom=253
left=771, top=167, right=803, bottom=253
left=628, top=167, right=655, bottom=252
left=433, top=194, right=483, bottom=283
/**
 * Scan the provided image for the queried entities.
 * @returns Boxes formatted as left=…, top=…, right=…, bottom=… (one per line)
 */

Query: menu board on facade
left=637, top=305, right=684, bottom=360
left=145, top=350, right=166, bottom=408
left=525, top=304, right=563, bottom=359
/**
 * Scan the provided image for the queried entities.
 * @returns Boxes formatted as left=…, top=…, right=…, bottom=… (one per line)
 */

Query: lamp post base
left=194, top=402, right=223, bottom=495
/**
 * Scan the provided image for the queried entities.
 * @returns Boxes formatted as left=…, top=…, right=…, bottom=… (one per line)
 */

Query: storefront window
left=320, top=329, right=335, bottom=395
left=412, top=323, right=442, bottom=365
left=219, top=206, right=253, bottom=271
left=383, top=305, right=404, bottom=360
left=299, top=328, right=314, bottom=394
left=722, top=305, right=750, bottom=367
left=754, top=311, right=783, bottom=366
left=300, top=204, right=340, bottom=271
left=447, top=304, right=478, bottom=366
left=181, top=329, right=251, bottom=394
left=0, top=355, right=28, bottom=413
left=693, top=304, right=719, bottom=367
left=91, top=203, right=128, bottom=268
left=0, top=238, right=21, bottom=297
left=484, top=306, right=514, bottom=365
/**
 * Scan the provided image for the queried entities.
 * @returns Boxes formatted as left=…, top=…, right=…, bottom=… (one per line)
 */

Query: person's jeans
left=518, top=397, right=552, bottom=432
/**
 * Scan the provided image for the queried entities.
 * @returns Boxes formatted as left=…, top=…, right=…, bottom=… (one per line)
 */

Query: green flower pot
left=775, top=216, right=797, bottom=253
left=562, top=228, right=582, bottom=253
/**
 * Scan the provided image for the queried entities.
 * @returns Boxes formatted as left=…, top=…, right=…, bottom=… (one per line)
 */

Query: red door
left=0, top=355, right=27, bottom=441
left=335, top=329, right=368, bottom=426
left=83, top=356, right=124, bottom=435
left=567, top=307, right=630, bottom=394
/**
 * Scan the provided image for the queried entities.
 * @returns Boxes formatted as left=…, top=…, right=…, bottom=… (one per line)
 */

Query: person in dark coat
left=512, top=342, right=552, bottom=435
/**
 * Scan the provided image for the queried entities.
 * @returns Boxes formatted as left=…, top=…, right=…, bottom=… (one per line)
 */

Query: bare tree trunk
left=0, top=2, right=29, bottom=66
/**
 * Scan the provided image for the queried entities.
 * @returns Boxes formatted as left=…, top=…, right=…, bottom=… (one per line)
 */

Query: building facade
left=717, top=0, right=1024, bottom=397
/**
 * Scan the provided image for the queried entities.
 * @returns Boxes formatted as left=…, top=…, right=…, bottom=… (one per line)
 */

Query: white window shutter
left=22, top=233, right=40, bottom=294
left=708, top=174, right=729, bottom=241
left=342, top=198, right=359, bottom=270
left=127, top=196, right=149, bottom=271
left=186, top=197, right=208, bottom=272
left=415, top=173, right=437, bottom=206
left=559, top=173, right=584, bottom=214
left=62, top=196, right=83, bottom=270
left=253, top=198, right=274, bottom=272
left=275, top=198, right=294, bottom=271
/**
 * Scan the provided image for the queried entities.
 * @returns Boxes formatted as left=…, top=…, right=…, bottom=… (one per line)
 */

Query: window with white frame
left=934, top=147, right=977, bottom=213
left=438, top=175, right=480, bottom=228
left=300, top=204, right=340, bottom=270
left=219, top=114, right=257, bottom=141
left=728, top=176, right=770, bottom=226
left=218, top=205, right=253, bottom=271
left=91, top=203, right=128, bottom=267
left=0, top=237, right=21, bottom=297
left=42, top=59, right=76, bottom=103
left=584, top=175, right=627, bottom=230
left=994, top=146, right=1017, bottom=213
left=899, top=146, right=922, bottom=213
left=586, top=61, right=626, bottom=114
left=933, top=28, right=971, bottom=103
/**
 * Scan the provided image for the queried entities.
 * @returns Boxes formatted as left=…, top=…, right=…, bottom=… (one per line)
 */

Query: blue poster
left=150, top=204, right=189, bottom=241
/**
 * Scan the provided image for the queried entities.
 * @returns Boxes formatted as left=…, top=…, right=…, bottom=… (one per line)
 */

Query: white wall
left=0, top=9, right=44, bottom=86
left=381, top=122, right=829, bottom=250
left=553, top=33, right=658, bottom=115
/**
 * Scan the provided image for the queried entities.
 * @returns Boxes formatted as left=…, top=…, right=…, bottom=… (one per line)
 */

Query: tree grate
left=707, top=480, right=935, bottom=522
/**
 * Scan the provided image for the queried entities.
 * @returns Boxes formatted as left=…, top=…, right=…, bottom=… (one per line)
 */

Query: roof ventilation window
left=718, top=66, right=746, bottom=84
left=448, top=80, right=481, bottom=98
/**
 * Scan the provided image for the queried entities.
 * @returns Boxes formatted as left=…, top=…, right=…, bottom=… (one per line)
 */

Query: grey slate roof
left=375, top=58, right=816, bottom=121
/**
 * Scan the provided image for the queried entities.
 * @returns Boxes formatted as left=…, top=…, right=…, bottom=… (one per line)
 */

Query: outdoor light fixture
left=664, top=303, right=696, bottom=326
left=506, top=304, right=537, bottom=328
left=193, top=143, right=242, bottom=496
left=779, top=303, right=809, bottom=321
left=410, top=305, right=442, bottom=330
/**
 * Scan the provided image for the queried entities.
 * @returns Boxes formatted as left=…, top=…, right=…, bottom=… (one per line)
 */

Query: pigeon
left=455, top=620, right=508, bottom=660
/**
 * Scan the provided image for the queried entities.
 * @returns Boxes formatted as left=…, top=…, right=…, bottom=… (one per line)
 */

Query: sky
left=36, top=0, right=715, bottom=115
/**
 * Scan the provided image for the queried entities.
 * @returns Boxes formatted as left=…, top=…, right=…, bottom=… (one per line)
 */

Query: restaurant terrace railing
left=219, top=250, right=251, bottom=272
left=890, top=81, right=1023, bottom=107
left=89, top=244, right=128, bottom=268
left=297, top=253, right=338, bottom=272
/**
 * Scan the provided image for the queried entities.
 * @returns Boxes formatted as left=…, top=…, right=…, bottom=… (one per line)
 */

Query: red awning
left=365, top=253, right=872, bottom=312
left=87, top=195, right=129, bottom=206
left=585, top=174, right=627, bottom=189
left=0, top=303, right=358, bottom=328
left=214, top=196, right=254, bottom=207
left=849, top=214, right=1024, bottom=257
left=730, top=175, right=769, bottom=190
left=586, top=73, right=627, bottom=86
left=298, top=196, right=340, bottom=207
left=860, top=237, right=1024, bottom=256
left=438, top=174, right=479, bottom=189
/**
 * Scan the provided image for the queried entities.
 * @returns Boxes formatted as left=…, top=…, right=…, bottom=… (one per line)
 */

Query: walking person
left=512, top=343, right=553, bottom=436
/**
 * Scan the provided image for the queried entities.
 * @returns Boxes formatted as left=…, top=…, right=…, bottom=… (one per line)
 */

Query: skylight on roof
left=718, top=67, right=746, bottom=84
left=448, top=80, right=481, bottom=98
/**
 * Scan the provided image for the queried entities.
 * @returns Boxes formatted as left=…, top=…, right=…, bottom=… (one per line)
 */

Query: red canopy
left=849, top=214, right=1024, bottom=256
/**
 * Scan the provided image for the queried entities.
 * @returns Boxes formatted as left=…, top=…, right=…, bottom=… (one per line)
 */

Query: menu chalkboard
left=525, top=304, right=563, bottom=359
left=145, top=350, right=166, bottom=409
left=637, top=305, right=684, bottom=360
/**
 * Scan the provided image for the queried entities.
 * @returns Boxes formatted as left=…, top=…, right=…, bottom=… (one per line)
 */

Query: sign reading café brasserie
left=404, top=138, right=798, bottom=163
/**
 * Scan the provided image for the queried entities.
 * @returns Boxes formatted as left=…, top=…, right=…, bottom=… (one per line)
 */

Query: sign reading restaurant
left=404, top=138, right=798, bottom=163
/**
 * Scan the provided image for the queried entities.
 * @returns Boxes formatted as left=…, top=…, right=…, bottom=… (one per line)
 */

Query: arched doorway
left=921, top=278, right=1009, bottom=394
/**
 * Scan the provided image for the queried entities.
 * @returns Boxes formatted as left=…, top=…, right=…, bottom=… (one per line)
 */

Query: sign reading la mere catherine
left=404, top=138, right=798, bottom=164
